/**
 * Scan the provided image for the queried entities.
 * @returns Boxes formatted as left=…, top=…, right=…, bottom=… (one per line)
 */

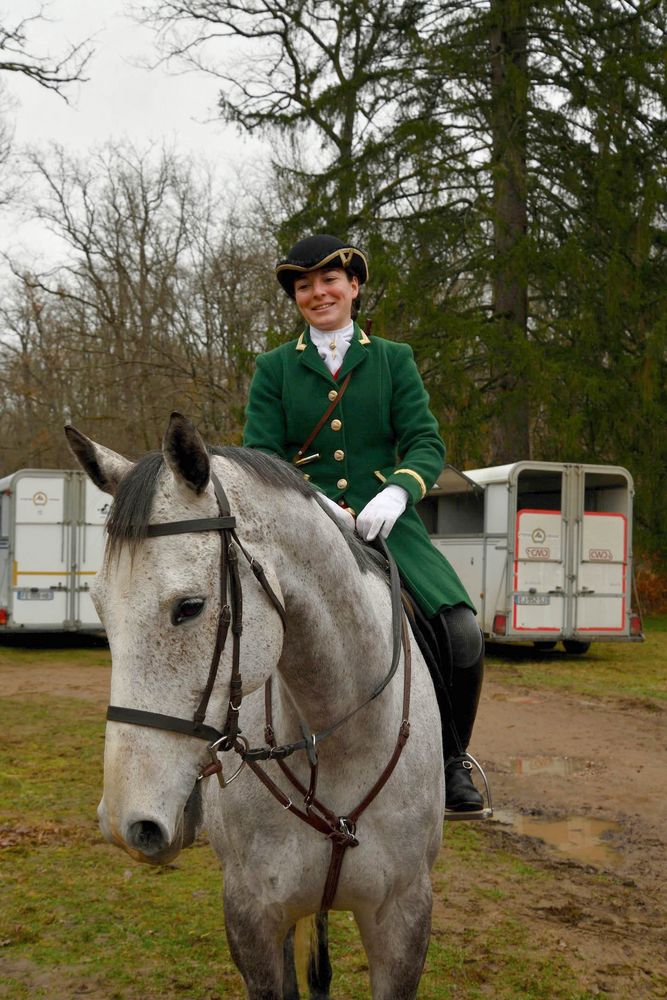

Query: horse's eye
left=172, top=598, right=205, bottom=625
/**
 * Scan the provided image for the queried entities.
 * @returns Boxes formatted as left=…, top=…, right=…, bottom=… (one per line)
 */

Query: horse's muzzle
left=97, top=782, right=202, bottom=865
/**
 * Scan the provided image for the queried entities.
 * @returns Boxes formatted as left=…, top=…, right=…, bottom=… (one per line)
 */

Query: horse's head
left=66, top=413, right=285, bottom=865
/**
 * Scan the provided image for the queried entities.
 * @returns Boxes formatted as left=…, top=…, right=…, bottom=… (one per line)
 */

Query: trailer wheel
left=533, top=641, right=557, bottom=651
left=563, top=640, right=591, bottom=655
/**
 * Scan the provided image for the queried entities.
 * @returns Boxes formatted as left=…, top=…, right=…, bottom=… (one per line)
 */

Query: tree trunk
left=489, top=0, right=530, bottom=461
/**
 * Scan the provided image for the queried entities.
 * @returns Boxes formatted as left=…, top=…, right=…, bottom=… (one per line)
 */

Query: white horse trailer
left=0, top=469, right=109, bottom=633
left=419, top=461, right=643, bottom=652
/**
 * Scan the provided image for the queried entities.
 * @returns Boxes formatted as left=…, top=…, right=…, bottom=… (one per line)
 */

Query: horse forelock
left=104, top=445, right=380, bottom=575
left=105, top=451, right=164, bottom=558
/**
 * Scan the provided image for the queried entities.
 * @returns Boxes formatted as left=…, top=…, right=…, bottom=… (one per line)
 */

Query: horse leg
left=223, top=890, right=285, bottom=1000
left=354, top=874, right=433, bottom=1000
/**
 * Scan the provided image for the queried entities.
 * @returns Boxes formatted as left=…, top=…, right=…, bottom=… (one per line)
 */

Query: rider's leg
left=430, top=605, right=485, bottom=811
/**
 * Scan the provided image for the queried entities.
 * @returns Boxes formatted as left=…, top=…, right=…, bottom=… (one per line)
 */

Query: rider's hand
left=356, top=486, right=408, bottom=541
left=317, top=493, right=356, bottom=530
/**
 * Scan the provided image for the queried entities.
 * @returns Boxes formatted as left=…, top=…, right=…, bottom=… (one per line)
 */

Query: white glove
left=356, top=485, right=408, bottom=541
left=317, top=493, right=356, bottom=530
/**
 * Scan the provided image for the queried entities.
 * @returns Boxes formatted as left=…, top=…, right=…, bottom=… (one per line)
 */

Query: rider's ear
left=163, top=412, right=211, bottom=495
left=65, top=425, right=133, bottom=496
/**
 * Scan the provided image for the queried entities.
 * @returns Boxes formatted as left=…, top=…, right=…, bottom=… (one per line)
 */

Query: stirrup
left=444, top=751, right=494, bottom=823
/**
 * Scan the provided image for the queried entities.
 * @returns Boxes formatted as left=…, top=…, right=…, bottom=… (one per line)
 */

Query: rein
left=105, top=469, right=411, bottom=910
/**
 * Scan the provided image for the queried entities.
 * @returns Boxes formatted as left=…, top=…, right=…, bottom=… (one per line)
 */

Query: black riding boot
left=443, top=652, right=484, bottom=810
left=430, top=606, right=485, bottom=812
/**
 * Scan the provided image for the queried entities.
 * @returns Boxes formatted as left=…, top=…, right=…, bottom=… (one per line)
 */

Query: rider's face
left=293, top=268, right=359, bottom=332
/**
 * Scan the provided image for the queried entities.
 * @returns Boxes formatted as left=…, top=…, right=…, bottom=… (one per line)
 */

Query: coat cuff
left=384, top=467, right=428, bottom=504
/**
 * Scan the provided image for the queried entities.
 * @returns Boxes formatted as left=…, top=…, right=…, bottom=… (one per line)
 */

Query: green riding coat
left=242, top=324, right=473, bottom=617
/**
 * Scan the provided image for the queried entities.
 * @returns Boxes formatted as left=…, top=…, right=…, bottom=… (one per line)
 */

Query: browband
left=146, top=516, right=236, bottom=537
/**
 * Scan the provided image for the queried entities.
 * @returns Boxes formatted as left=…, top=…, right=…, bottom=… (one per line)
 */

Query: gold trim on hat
left=276, top=247, right=369, bottom=282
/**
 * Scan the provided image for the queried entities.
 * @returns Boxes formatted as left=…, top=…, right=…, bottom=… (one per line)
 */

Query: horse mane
left=105, top=445, right=382, bottom=575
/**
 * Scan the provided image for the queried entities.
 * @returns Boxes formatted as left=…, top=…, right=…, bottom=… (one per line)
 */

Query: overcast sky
left=1, top=0, right=265, bottom=267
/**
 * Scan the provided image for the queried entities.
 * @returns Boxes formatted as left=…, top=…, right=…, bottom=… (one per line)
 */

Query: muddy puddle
left=509, top=754, right=585, bottom=776
left=492, top=810, right=622, bottom=867
left=492, top=754, right=621, bottom=866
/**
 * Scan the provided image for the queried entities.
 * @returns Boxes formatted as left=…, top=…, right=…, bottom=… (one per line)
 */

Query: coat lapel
left=337, top=323, right=370, bottom=379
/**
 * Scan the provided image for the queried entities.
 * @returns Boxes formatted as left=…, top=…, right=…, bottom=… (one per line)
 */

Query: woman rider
left=243, top=234, right=485, bottom=813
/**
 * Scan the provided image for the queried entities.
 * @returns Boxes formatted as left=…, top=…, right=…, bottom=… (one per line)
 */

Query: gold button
left=334, top=449, right=345, bottom=461
left=331, top=418, right=342, bottom=431
left=337, top=478, right=348, bottom=489
left=328, top=389, right=338, bottom=402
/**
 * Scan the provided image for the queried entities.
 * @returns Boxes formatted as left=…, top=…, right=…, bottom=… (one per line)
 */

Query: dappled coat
left=243, top=323, right=473, bottom=616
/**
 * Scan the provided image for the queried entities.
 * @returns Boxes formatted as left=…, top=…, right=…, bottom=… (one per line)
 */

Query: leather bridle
left=105, top=469, right=412, bottom=911
left=107, top=472, right=286, bottom=753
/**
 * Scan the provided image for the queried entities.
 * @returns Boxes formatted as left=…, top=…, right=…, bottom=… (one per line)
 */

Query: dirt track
left=472, top=677, right=667, bottom=998
left=2, top=653, right=666, bottom=998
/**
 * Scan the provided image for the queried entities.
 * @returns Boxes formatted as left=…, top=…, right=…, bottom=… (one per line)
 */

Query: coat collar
left=295, top=322, right=370, bottom=382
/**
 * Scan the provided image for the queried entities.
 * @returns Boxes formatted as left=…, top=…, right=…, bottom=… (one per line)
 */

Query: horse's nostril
left=128, top=820, right=168, bottom=856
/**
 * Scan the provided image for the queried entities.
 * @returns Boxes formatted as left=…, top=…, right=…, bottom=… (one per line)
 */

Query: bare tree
left=0, top=142, right=293, bottom=469
left=0, top=5, right=92, bottom=204
left=0, top=6, right=91, bottom=97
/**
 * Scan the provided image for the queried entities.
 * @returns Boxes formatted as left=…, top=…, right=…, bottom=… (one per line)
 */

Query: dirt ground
left=2, top=654, right=666, bottom=998
left=461, top=674, right=667, bottom=998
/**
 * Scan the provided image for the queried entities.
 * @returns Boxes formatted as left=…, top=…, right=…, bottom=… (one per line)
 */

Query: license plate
left=515, top=594, right=551, bottom=606
left=16, top=589, right=54, bottom=601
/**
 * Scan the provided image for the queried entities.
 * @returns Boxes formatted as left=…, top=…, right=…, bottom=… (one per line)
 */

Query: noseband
left=105, top=467, right=412, bottom=911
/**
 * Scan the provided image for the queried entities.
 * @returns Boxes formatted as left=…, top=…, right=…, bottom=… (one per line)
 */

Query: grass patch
left=486, top=616, right=667, bottom=704
left=425, top=826, right=595, bottom=1000
left=0, top=696, right=601, bottom=999
left=0, top=642, right=110, bottom=669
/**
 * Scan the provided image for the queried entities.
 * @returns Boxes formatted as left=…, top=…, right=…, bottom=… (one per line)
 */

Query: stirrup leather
left=444, top=751, right=494, bottom=823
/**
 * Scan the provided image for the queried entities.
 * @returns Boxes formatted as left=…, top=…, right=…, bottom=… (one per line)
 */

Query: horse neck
left=270, top=503, right=396, bottom=735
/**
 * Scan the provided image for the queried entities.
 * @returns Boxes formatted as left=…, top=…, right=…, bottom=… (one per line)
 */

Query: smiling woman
left=293, top=268, right=360, bottom=332
left=243, top=233, right=489, bottom=816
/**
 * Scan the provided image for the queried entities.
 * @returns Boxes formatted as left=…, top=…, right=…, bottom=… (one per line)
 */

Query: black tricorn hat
left=276, top=234, right=369, bottom=298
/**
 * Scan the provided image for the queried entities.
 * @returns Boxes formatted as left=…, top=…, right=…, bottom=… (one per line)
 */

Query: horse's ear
left=65, top=425, right=133, bottom=496
left=162, top=412, right=210, bottom=495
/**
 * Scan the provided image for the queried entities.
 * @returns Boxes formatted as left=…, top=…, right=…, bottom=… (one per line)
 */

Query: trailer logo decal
left=531, top=528, right=547, bottom=544
left=32, top=491, right=48, bottom=506
left=526, top=546, right=550, bottom=559
left=589, top=548, right=613, bottom=561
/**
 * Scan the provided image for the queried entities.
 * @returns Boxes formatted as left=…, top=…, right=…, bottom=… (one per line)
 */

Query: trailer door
left=513, top=509, right=565, bottom=632
left=574, top=513, right=627, bottom=633
left=74, top=478, right=109, bottom=628
left=12, top=474, right=70, bottom=627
